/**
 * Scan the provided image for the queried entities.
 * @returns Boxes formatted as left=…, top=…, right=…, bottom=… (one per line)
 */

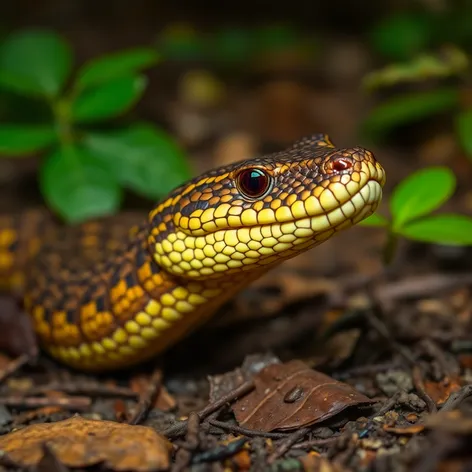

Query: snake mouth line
left=280, top=179, right=382, bottom=242
left=290, top=179, right=382, bottom=226
left=154, top=178, right=384, bottom=280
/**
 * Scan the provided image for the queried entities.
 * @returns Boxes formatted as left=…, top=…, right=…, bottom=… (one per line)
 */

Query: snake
left=0, top=134, right=386, bottom=372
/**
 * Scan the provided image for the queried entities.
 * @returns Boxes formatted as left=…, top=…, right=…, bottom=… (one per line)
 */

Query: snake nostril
left=332, top=157, right=352, bottom=172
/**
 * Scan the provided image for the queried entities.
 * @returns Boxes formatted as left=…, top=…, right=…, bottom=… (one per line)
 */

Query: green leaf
left=369, top=13, right=434, bottom=61
left=213, top=28, right=253, bottom=63
left=82, top=123, right=192, bottom=199
left=252, top=24, right=300, bottom=54
left=359, top=212, right=389, bottom=227
left=71, top=74, right=146, bottom=122
left=390, top=167, right=456, bottom=231
left=76, top=48, right=159, bottom=90
left=40, top=145, right=122, bottom=223
left=0, top=124, right=56, bottom=156
left=157, top=25, right=208, bottom=61
left=363, top=46, right=469, bottom=91
left=399, top=214, right=472, bottom=246
left=362, top=88, right=460, bottom=142
left=456, top=109, right=472, bottom=157
left=0, top=30, right=72, bottom=98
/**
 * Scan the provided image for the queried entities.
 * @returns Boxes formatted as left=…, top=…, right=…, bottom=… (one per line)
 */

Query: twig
left=334, top=362, right=401, bottom=381
left=0, top=395, right=91, bottom=410
left=191, top=437, right=248, bottom=465
left=419, top=339, right=459, bottom=379
left=412, top=366, right=437, bottom=413
left=129, top=367, right=163, bottom=425
left=267, top=427, right=310, bottom=464
left=0, top=354, right=31, bottom=385
left=30, top=382, right=137, bottom=399
left=173, top=412, right=200, bottom=472
left=375, top=391, right=405, bottom=416
left=208, top=419, right=287, bottom=439
left=292, top=436, right=340, bottom=449
left=365, top=307, right=416, bottom=366
left=440, top=385, right=472, bottom=412
left=162, top=380, right=254, bottom=438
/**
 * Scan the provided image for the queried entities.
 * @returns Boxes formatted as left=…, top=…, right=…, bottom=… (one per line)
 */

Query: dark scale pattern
left=148, top=136, right=374, bottom=244
left=0, top=134, right=386, bottom=371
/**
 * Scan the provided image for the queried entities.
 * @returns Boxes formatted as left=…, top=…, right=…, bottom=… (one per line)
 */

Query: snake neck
left=31, top=220, right=265, bottom=371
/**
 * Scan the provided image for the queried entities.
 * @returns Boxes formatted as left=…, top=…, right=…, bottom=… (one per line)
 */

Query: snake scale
left=0, top=134, right=385, bottom=372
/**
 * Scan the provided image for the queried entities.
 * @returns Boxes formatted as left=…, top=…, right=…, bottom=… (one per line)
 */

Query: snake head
left=149, top=134, right=386, bottom=279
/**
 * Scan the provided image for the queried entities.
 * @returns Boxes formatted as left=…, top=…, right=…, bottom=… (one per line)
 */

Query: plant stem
left=51, top=98, right=74, bottom=148
left=383, top=228, right=399, bottom=265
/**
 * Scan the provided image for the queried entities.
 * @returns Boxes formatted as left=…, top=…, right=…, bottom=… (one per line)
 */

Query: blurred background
left=1, top=0, right=472, bottom=279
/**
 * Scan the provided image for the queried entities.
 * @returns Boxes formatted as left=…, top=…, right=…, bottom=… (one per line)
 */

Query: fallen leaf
left=406, top=413, right=419, bottom=423
left=209, top=353, right=279, bottom=402
left=0, top=415, right=172, bottom=471
left=130, top=373, right=176, bottom=412
left=383, top=424, right=425, bottom=435
left=424, top=376, right=462, bottom=406
left=209, top=367, right=246, bottom=403
left=232, top=360, right=374, bottom=432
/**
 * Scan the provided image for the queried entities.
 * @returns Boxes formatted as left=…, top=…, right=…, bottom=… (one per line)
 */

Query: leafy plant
left=156, top=23, right=318, bottom=67
left=0, top=30, right=192, bottom=223
left=361, top=167, right=472, bottom=263
left=363, top=7, right=472, bottom=154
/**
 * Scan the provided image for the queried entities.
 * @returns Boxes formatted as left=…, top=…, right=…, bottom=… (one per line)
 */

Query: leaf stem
left=51, top=98, right=74, bottom=148
left=383, top=227, right=399, bottom=265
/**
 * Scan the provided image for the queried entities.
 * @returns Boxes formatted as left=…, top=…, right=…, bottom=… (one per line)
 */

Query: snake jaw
left=151, top=142, right=386, bottom=280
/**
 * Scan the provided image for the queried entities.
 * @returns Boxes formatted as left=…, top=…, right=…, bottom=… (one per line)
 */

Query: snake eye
left=237, top=168, right=271, bottom=199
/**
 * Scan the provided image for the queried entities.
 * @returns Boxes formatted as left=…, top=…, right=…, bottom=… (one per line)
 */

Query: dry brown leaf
left=424, top=376, right=462, bottom=406
left=383, top=424, right=425, bottom=435
left=130, top=373, right=176, bottom=412
left=232, top=359, right=374, bottom=432
left=0, top=415, right=172, bottom=471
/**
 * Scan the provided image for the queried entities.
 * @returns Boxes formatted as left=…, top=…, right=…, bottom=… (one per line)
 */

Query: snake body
left=0, top=134, right=385, bottom=371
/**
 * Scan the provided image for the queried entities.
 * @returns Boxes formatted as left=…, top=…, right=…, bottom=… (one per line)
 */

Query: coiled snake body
left=0, top=135, right=385, bottom=371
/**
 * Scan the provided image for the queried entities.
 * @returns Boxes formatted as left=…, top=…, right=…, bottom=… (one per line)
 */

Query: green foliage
left=368, top=7, right=472, bottom=62
left=156, top=23, right=317, bottom=66
left=76, top=48, right=159, bottom=90
left=389, top=167, right=455, bottom=230
left=0, top=29, right=191, bottom=224
left=364, top=6, right=472, bottom=151
left=361, top=167, right=472, bottom=263
left=0, top=30, right=72, bottom=98
left=83, top=124, right=191, bottom=199
left=361, top=88, right=460, bottom=142
left=0, top=124, right=56, bottom=155
left=363, top=47, right=468, bottom=91
left=456, top=110, right=472, bottom=157
left=40, top=146, right=122, bottom=222
left=369, top=12, right=435, bottom=61
left=71, top=75, right=147, bottom=122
